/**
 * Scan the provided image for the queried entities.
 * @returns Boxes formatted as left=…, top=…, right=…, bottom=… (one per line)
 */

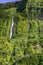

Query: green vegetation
left=0, top=0, right=43, bottom=65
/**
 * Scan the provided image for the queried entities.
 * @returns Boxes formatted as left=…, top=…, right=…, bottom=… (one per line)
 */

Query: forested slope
left=0, top=0, right=43, bottom=65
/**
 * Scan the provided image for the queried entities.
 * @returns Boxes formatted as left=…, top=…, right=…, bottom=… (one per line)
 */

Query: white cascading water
left=10, top=17, right=14, bottom=39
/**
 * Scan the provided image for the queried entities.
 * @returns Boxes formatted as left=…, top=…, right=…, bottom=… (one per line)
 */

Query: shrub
left=0, top=38, right=13, bottom=65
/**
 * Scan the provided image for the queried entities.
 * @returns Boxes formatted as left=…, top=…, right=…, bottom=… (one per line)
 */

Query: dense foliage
left=0, top=0, right=43, bottom=65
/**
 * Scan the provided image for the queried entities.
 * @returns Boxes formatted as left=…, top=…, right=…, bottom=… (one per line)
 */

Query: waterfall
left=10, top=17, right=14, bottom=39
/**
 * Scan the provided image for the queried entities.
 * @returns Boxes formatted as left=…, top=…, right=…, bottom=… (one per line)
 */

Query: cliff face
left=0, top=0, right=43, bottom=38
left=0, top=0, right=43, bottom=65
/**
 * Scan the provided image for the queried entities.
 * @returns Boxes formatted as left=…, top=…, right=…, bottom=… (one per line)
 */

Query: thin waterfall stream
left=10, top=17, right=14, bottom=39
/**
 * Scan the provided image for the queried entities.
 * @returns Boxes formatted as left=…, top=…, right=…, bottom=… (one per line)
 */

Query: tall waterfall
left=10, top=17, right=14, bottom=39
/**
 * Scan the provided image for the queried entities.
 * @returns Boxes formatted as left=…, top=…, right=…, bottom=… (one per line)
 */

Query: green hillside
left=0, top=0, right=43, bottom=65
